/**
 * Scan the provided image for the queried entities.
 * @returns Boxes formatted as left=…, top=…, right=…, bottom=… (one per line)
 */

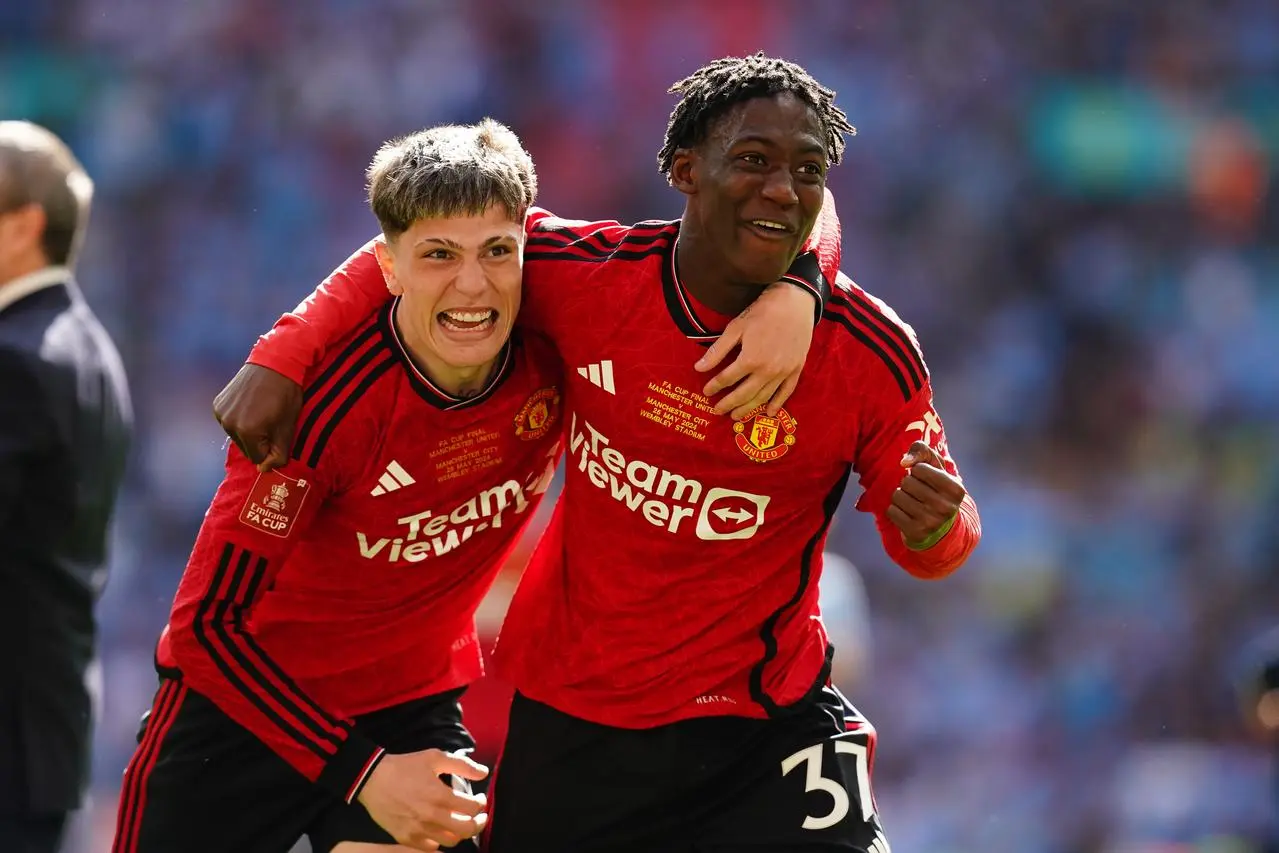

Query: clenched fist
left=212, top=363, right=302, bottom=472
left=887, top=441, right=966, bottom=549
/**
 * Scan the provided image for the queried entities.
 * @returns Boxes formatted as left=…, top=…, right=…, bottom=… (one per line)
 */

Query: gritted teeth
left=751, top=220, right=789, bottom=232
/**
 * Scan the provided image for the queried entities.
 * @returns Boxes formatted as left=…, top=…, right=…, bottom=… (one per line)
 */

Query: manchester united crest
left=733, top=407, right=797, bottom=463
left=514, top=387, right=560, bottom=441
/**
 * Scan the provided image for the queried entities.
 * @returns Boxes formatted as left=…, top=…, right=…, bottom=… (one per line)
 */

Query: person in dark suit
left=0, top=121, right=132, bottom=853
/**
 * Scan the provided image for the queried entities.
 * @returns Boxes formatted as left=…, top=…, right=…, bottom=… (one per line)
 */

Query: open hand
left=695, top=282, right=815, bottom=420
left=357, top=749, right=489, bottom=851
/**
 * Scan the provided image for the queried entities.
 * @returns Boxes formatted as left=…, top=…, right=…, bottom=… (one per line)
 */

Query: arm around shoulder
left=248, top=239, right=390, bottom=383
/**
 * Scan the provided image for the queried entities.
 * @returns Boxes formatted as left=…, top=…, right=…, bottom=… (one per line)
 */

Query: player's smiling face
left=678, top=92, right=827, bottom=286
left=376, top=203, right=525, bottom=394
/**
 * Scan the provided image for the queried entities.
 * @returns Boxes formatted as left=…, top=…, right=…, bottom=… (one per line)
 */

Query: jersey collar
left=382, top=297, right=514, bottom=411
left=660, top=229, right=725, bottom=343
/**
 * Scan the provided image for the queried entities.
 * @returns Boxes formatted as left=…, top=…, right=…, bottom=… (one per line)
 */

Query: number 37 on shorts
left=779, top=726, right=889, bottom=851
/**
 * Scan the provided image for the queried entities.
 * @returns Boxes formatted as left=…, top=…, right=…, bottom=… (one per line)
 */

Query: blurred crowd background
left=4, top=0, right=1278, bottom=850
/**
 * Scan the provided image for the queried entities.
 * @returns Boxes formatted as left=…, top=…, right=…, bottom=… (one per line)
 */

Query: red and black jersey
left=158, top=299, right=562, bottom=801
left=243, top=197, right=981, bottom=732
left=493, top=221, right=980, bottom=728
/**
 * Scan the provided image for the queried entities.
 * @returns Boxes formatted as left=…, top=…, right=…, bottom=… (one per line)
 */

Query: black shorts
left=487, top=686, right=888, bottom=853
left=111, top=678, right=479, bottom=853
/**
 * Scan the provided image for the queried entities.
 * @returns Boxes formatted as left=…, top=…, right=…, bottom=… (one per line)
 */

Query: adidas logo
left=371, top=460, right=416, bottom=496
left=577, top=360, right=615, bottom=394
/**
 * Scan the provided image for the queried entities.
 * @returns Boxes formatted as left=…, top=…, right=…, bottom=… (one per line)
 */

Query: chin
left=441, top=334, right=510, bottom=369
left=737, top=260, right=791, bottom=287
left=731, top=245, right=796, bottom=285
left=441, top=346, right=502, bottom=370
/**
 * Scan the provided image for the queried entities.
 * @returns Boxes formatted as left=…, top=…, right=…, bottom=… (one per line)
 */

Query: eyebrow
left=412, top=234, right=517, bottom=250
left=731, top=134, right=826, bottom=156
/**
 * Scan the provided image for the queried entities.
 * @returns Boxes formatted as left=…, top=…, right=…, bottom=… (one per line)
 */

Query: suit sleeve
left=852, top=380, right=981, bottom=580
left=164, top=448, right=386, bottom=802
left=0, top=347, right=51, bottom=526
left=247, top=240, right=390, bottom=384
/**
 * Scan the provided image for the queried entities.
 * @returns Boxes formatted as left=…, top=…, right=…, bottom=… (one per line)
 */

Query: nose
left=760, top=168, right=799, bottom=207
left=453, top=258, right=488, bottom=297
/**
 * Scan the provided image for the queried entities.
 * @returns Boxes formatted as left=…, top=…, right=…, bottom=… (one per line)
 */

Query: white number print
left=780, top=737, right=875, bottom=831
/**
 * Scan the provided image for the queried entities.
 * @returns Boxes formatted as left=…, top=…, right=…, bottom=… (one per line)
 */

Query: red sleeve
left=164, top=449, right=386, bottom=802
left=247, top=240, right=389, bottom=384
left=781, top=187, right=842, bottom=315
left=242, top=192, right=840, bottom=380
left=523, top=206, right=620, bottom=234
left=852, top=378, right=981, bottom=580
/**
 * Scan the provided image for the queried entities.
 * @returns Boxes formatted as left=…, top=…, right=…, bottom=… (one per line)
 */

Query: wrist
left=778, top=251, right=829, bottom=325
left=247, top=348, right=309, bottom=387
left=315, top=728, right=386, bottom=803
left=905, top=511, right=957, bottom=551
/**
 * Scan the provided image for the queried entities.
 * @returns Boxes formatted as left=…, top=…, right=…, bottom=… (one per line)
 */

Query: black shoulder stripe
left=303, top=323, right=380, bottom=405
left=846, top=288, right=927, bottom=382
left=192, top=544, right=343, bottom=760
left=293, top=331, right=388, bottom=463
left=525, top=227, right=674, bottom=259
left=304, top=353, right=397, bottom=468
left=822, top=309, right=913, bottom=402
left=532, top=220, right=674, bottom=247
left=830, top=289, right=927, bottom=389
left=523, top=245, right=670, bottom=264
left=524, top=233, right=671, bottom=259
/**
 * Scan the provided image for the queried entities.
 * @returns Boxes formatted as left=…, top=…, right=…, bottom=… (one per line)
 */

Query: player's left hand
left=695, top=281, right=815, bottom=420
left=888, top=441, right=966, bottom=548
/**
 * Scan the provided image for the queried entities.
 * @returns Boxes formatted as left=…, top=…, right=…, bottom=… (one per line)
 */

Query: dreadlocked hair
left=657, top=52, right=856, bottom=178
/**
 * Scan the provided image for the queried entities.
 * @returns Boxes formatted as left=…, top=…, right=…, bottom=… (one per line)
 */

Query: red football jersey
left=245, top=205, right=980, bottom=732
left=495, top=222, right=979, bottom=728
left=158, top=300, right=562, bottom=800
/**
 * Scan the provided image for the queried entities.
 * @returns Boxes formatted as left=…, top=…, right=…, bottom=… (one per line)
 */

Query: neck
left=394, top=302, right=497, bottom=398
left=0, top=255, right=50, bottom=287
left=675, top=218, right=764, bottom=317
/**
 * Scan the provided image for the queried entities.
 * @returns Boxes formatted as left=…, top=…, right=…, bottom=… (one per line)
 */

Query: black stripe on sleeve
left=845, top=289, right=927, bottom=385
left=821, top=310, right=912, bottom=402
left=828, top=290, right=926, bottom=391
left=192, top=544, right=345, bottom=760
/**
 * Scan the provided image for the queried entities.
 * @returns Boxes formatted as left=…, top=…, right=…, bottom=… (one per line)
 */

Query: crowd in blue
left=4, top=0, right=1277, bottom=850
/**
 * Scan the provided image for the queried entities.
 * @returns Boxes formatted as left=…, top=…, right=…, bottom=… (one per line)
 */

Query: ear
left=373, top=239, right=403, bottom=296
left=668, top=148, right=698, bottom=197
